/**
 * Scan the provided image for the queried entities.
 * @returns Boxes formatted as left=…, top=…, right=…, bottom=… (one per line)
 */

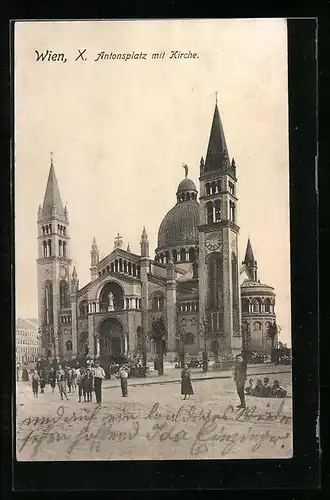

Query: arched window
left=127, top=261, right=131, bottom=274
left=139, top=298, right=142, bottom=309
left=252, top=298, right=261, bottom=313
left=205, top=183, right=210, bottom=195
left=79, top=300, right=88, bottom=317
left=216, top=180, right=221, bottom=193
left=65, top=340, right=72, bottom=351
left=180, top=248, right=186, bottom=262
left=253, top=321, right=262, bottom=331
left=172, top=249, right=177, bottom=263
left=159, top=254, right=164, bottom=264
left=207, top=253, right=223, bottom=310
left=119, top=259, right=123, bottom=272
left=124, top=260, right=127, bottom=273
left=115, top=259, right=119, bottom=272
left=63, top=241, right=67, bottom=258
left=242, top=298, right=249, bottom=313
left=58, top=240, right=62, bottom=257
left=184, top=332, right=194, bottom=345
left=63, top=227, right=66, bottom=236
left=211, top=181, right=216, bottom=194
left=206, top=201, right=213, bottom=224
left=265, top=321, right=271, bottom=331
left=137, top=265, right=141, bottom=277
left=165, top=251, right=170, bottom=263
left=60, top=280, right=70, bottom=308
left=265, top=298, right=271, bottom=313
left=189, top=247, right=195, bottom=262
left=215, top=199, right=221, bottom=222
left=110, top=262, right=114, bottom=272
left=48, top=239, right=52, bottom=257
left=126, top=298, right=130, bottom=309
left=43, top=240, right=47, bottom=258
left=132, top=263, right=136, bottom=276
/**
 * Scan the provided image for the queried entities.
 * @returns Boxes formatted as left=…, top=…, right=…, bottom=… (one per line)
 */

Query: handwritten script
left=17, top=401, right=292, bottom=459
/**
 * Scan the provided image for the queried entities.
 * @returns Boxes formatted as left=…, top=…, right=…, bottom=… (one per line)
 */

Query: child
left=271, top=380, right=287, bottom=398
left=48, top=367, right=57, bottom=393
left=117, top=365, right=129, bottom=397
left=252, top=379, right=263, bottom=397
left=181, top=363, right=194, bottom=400
left=32, top=370, right=40, bottom=398
left=262, top=377, right=272, bottom=397
left=245, top=378, right=254, bottom=395
left=71, top=367, right=77, bottom=393
left=82, top=368, right=93, bottom=402
left=57, top=365, right=69, bottom=401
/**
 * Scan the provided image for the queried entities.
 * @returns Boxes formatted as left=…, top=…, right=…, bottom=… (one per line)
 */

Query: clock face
left=59, top=266, right=67, bottom=279
left=205, top=233, right=222, bottom=252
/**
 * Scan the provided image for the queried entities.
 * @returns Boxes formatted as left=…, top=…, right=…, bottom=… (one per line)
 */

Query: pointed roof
left=204, top=102, right=230, bottom=173
left=91, top=237, right=98, bottom=250
left=41, top=159, right=64, bottom=218
left=243, top=238, right=255, bottom=264
left=141, top=226, right=148, bottom=240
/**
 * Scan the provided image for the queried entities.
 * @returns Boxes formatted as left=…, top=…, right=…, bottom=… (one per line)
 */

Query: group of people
left=30, top=361, right=106, bottom=404
left=245, top=377, right=287, bottom=398
left=233, top=354, right=288, bottom=409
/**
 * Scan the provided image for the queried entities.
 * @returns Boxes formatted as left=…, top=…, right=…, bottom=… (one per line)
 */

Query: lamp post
left=201, top=316, right=209, bottom=373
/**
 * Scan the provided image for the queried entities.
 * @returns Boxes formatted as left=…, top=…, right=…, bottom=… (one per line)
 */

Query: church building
left=36, top=101, right=278, bottom=362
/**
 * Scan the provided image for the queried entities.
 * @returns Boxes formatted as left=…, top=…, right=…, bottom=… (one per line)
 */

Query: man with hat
left=93, top=360, right=105, bottom=404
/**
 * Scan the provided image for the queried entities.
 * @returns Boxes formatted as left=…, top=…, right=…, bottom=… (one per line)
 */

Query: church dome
left=157, top=178, right=199, bottom=252
left=177, top=178, right=197, bottom=193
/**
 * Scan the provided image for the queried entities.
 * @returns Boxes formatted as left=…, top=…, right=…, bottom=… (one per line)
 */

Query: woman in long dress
left=181, top=363, right=194, bottom=399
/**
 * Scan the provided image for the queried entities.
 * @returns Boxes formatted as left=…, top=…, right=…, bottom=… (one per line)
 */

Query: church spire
left=242, top=238, right=258, bottom=281
left=41, top=153, right=64, bottom=218
left=204, top=100, right=230, bottom=174
left=243, top=238, right=255, bottom=264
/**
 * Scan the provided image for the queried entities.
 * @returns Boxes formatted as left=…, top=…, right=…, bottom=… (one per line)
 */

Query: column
left=124, top=334, right=128, bottom=354
left=96, top=335, right=100, bottom=357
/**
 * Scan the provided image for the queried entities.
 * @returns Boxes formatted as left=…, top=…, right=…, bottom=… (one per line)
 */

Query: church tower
left=198, top=100, right=241, bottom=355
left=37, top=155, right=72, bottom=359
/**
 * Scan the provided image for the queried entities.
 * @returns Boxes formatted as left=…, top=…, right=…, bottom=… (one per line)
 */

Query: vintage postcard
left=15, top=19, right=292, bottom=461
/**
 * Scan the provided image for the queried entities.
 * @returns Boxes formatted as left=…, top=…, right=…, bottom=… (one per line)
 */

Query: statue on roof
left=182, top=163, right=188, bottom=178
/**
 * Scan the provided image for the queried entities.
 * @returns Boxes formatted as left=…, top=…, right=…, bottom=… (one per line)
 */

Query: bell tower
left=37, top=154, right=72, bottom=358
left=198, top=99, right=241, bottom=355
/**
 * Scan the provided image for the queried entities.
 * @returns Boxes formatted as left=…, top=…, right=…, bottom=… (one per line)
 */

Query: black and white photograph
left=14, top=19, right=293, bottom=461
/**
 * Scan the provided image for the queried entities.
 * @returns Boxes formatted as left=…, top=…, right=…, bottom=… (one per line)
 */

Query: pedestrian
left=22, top=366, right=29, bottom=382
left=93, top=360, right=105, bottom=404
left=39, top=370, right=46, bottom=393
left=117, top=365, right=129, bottom=397
left=48, top=367, right=57, bottom=393
left=234, top=353, right=247, bottom=409
left=16, top=364, right=19, bottom=381
left=71, top=367, right=77, bottom=393
left=57, top=365, right=69, bottom=401
left=65, top=366, right=72, bottom=393
left=31, top=370, right=40, bottom=398
left=82, top=368, right=93, bottom=402
left=181, top=363, right=194, bottom=400
left=76, top=367, right=84, bottom=402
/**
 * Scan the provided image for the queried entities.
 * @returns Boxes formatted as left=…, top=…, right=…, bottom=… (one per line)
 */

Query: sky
left=14, top=19, right=291, bottom=345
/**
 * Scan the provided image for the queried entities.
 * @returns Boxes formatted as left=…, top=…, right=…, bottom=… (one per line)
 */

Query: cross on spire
left=114, top=233, right=123, bottom=248
left=50, top=151, right=54, bottom=166
left=215, top=91, right=218, bottom=104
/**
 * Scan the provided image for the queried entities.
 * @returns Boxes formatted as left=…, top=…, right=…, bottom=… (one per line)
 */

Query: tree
left=150, top=316, right=166, bottom=376
left=241, top=321, right=251, bottom=353
left=267, top=322, right=281, bottom=349
left=175, top=324, right=186, bottom=369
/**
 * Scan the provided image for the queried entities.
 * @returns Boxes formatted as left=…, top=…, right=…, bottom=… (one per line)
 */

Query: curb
left=104, top=369, right=291, bottom=390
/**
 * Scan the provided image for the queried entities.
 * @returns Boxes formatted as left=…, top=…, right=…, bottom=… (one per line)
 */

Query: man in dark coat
left=234, top=353, right=247, bottom=409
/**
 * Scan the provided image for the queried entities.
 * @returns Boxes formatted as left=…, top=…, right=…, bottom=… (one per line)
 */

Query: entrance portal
left=99, top=318, right=124, bottom=362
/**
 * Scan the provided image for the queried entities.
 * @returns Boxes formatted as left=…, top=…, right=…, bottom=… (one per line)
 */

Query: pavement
left=15, top=364, right=292, bottom=461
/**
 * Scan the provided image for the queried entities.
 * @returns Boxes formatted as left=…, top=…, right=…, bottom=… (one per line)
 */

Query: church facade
left=36, top=102, right=278, bottom=362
